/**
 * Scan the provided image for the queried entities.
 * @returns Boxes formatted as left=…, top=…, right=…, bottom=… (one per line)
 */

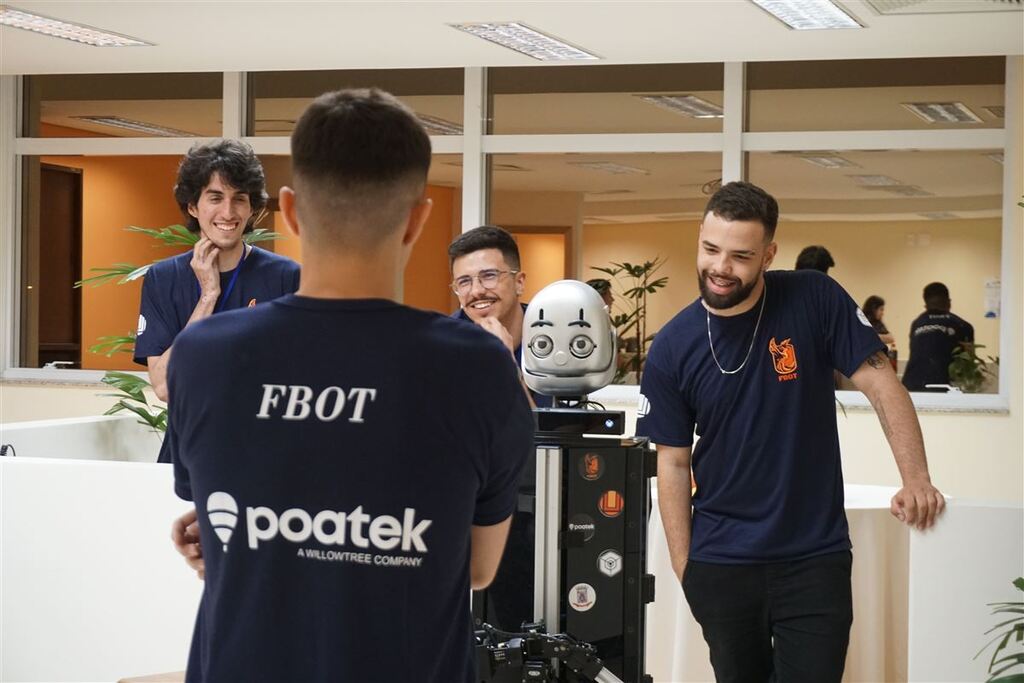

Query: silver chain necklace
left=705, top=282, right=767, bottom=375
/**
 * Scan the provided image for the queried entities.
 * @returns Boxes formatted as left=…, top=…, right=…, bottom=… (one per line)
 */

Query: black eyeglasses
left=451, top=269, right=519, bottom=296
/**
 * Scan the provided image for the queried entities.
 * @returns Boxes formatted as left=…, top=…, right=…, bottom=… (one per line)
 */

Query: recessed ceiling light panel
left=848, top=174, right=902, bottom=186
left=902, top=102, right=983, bottom=124
left=570, top=161, right=651, bottom=176
left=72, top=115, right=196, bottom=137
left=797, top=154, right=859, bottom=168
left=0, top=5, right=151, bottom=46
left=749, top=0, right=863, bottom=30
left=448, top=22, right=599, bottom=61
left=634, top=94, right=724, bottom=119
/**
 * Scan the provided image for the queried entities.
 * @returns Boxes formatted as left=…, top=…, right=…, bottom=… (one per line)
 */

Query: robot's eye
left=530, top=335, right=554, bottom=358
left=570, top=335, right=595, bottom=359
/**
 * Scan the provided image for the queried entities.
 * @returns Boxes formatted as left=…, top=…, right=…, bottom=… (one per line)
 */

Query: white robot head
left=522, top=280, right=617, bottom=397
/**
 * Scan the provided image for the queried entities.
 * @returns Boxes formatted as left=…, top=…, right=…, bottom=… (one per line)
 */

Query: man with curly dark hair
left=134, top=140, right=300, bottom=406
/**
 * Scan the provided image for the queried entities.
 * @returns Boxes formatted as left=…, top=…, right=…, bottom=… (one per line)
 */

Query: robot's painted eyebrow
left=568, top=308, right=591, bottom=328
left=531, top=308, right=554, bottom=327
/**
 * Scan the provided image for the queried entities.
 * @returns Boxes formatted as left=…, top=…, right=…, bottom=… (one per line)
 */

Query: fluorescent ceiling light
left=416, top=114, right=463, bottom=135
left=72, top=116, right=196, bottom=137
left=635, top=94, right=723, bottom=119
left=749, top=0, right=863, bottom=30
left=848, top=174, right=901, bottom=186
left=985, top=152, right=1004, bottom=164
left=796, top=154, right=858, bottom=168
left=864, top=185, right=934, bottom=197
left=570, top=161, right=650, bottom=176
left=448, top=22, right=599, bottom=61
left=918, top=212, right=959, bottom=220
left=0, top=4, right=151, bottom=47
left=902, top=102, right=982, bottom=124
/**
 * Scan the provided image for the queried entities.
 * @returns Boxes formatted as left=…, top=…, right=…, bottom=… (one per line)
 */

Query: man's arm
left=147, top=239, right=222, bottom=401
left=850, top=350, right=946, bottom=530
left=656, top=444, right=693, bottom=582
left=470, top=516, right=513, bottom=590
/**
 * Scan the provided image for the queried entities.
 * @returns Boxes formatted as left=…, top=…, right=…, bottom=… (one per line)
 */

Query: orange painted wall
left=512, top=233, right=566, bottom=302
left=41, top=155, right=186, bottom=371
left=404, top=185, right=455, bottom=313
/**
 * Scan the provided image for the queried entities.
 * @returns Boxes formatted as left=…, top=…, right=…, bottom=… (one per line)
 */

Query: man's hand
left=477, top=316, right=514, bottom=354
left=891, top=478, right=946, bottom=530
left=171, top=508, right=205, bottom=580
left=190, top=236, right=221, bottom=299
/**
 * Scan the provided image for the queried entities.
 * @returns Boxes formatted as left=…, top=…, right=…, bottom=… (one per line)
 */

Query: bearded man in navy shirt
left=637, top=181, right=945, bottom=683
left=167, top=89, right=533, bottom=682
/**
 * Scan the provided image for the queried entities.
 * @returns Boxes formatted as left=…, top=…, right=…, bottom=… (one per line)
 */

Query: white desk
left=645, top=484, right=910, bottom=683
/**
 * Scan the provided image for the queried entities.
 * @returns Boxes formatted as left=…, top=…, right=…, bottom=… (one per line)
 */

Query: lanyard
left=196, top=245, right=249, bottom=314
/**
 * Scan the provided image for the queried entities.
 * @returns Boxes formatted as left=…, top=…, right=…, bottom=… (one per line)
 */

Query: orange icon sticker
left=579, top=452, right=604, bottom=481
left=598, top=490, right=624, bottom=518
left=768, top=337, right=798, bottom=376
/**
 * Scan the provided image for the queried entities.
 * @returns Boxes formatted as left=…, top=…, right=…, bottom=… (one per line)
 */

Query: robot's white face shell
left=522, top=280, right=617, bottom=396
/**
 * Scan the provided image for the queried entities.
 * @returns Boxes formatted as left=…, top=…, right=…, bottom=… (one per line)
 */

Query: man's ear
left=187, top=204, right=198, bottom=219
left=764, top=241, right=778, bottom=269
left=514, top=270, right=526, bottom=297
left=278, top=187, right=300, bottom=238
left=402, top=197, right=433, bottom=249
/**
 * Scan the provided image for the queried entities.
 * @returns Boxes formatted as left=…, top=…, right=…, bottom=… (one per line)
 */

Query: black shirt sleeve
left=134, top=264, right=181, bottom=365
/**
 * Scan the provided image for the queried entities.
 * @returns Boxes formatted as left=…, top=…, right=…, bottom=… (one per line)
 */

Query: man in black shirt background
left=902, top=282, right=975, bottom=392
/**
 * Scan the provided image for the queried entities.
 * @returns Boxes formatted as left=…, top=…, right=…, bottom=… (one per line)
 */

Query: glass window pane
left=248, top=69, right=463, bottom=137
left=488, top=63, right=724, bottom=134
left=748, top=149, right=1002, bottom=393
left=747, top=57, right=1005, bottom=132
left=23, top=73, right=222, bottom=138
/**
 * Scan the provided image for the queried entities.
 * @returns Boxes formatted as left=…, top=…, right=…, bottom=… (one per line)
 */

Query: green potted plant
left=949, top=343, right=1000, bottom=394
left=975, top=577, right=1024, bottom=682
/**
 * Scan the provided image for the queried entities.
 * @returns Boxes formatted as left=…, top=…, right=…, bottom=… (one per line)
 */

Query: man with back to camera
left=637, top=181, right=945, bottom=682
left=447, top=225, right=551, bottom=633
left=902, top=282, right=975, bottom=392
left=165, top=89, right=534, bottom=682
left=134, top=139, right=300, bottom=404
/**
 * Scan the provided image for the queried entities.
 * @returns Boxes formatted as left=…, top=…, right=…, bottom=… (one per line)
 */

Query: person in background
left=862, top=295, right=895, bottom=346
left=795, top=244, right=835, bottom=274
left=134, top=140, right=300, bottom=404
left=902, top=282, right=975, bottom=392
left=586, top=277, right=615, bottom=309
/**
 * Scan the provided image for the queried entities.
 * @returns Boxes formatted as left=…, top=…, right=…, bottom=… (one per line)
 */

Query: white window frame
left=1, top=59, right=1018, bottom=414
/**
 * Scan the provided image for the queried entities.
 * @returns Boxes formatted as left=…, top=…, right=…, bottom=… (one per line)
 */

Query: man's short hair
left=448, top=225, right=521, bottom=270
left=174, top=139, right=268, bottom=233
left=290, top=88, right=432, bottom=247
left=795, top=245, right=835, bottom=273
left=923, top=282, right=950, bottom=310
left=702, top=181, right=779, bottom=242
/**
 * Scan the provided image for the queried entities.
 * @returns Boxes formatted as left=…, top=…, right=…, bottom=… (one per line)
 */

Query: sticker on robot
left=568, top=514, right=596, bottom=542
left=598, top=490, right=624, bottom=518
left=569, top=583, right=597, bottom=612
left=578, top=452, right=604, bottom=481
left=597, top=550, right=622, bottom=577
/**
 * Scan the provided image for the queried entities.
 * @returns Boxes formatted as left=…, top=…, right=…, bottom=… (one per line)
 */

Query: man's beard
left=697, top=268, right=760, bottom=310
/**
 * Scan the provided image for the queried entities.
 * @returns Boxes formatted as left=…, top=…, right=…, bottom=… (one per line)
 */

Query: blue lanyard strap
left=195, top=245, right=249, bottom=314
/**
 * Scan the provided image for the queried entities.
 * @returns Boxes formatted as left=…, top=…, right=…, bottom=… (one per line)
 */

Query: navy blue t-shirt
left=637, top=270, right=884, bottom=564
left=901, top=310, right=974, bottom=392
left=166, top=295, right=534, bottom=682
left=133, top=245, right=300, bottom=365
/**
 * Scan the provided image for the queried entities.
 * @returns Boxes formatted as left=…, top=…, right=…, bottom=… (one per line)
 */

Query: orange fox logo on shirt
left=768, top=337, right=798, bottom=376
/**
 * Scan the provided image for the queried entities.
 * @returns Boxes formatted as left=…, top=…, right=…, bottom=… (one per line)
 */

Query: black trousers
left=682, top=550, right=854, bottom=683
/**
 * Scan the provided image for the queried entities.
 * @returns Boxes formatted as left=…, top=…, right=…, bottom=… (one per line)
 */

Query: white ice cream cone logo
left=207, top=492, right=239, bottom=552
